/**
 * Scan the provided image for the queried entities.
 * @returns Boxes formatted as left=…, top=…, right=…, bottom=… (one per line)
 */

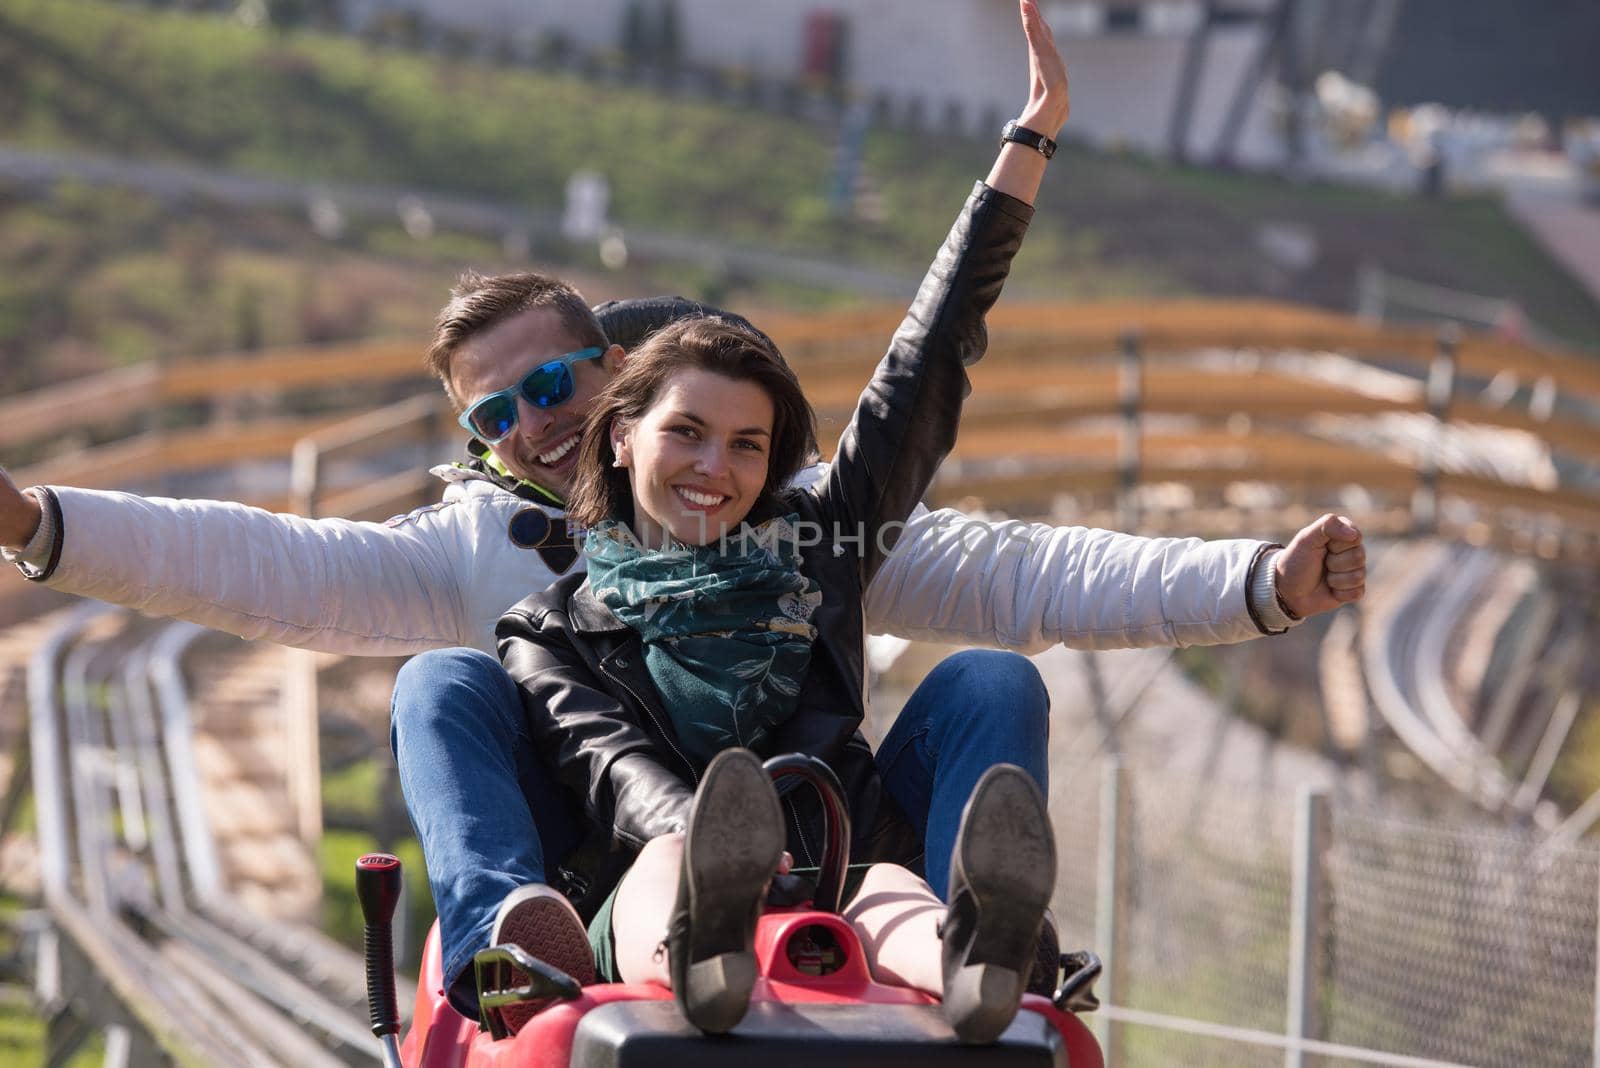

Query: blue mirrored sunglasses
left=457, top=347, right=605, bottom=445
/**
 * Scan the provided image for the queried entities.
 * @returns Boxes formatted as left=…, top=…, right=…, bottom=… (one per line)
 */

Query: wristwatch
left=1000, top=120, right=1057, bottom=160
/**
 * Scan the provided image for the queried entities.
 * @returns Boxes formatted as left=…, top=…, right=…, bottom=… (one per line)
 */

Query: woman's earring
left=611, top=457, right=625, bottom=468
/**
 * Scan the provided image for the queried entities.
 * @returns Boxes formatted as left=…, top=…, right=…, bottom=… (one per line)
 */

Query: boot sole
left=492, top=892, right=596, bottom=986
left=681, top=751, right=784, bottom=1033
left=490, top=888, right=595, bottom=1034
left=947, top=766, right=1056, bottom=1043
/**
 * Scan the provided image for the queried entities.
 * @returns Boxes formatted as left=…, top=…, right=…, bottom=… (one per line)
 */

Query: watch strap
left=1000, top=120, right=1057, bottom=160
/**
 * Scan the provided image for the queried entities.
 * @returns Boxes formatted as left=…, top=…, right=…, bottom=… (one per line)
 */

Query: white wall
left=341, top=0, right=1285, bottom=164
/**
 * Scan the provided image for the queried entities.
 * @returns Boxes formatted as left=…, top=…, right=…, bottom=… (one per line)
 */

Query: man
left=0, top=271, right=1366, bottom=1015
left=0, top=274, right=1364, bottom=653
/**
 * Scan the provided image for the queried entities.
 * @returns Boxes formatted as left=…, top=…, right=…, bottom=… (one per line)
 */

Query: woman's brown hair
left=565, top=317, right=816, bottom=531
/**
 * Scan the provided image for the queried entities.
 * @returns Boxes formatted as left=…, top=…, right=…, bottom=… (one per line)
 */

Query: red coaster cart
left=356, top=755, right=1104, bottom=1068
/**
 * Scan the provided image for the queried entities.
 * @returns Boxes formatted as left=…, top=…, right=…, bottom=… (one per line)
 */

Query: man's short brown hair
left=427, top=271, right=608, bottom=410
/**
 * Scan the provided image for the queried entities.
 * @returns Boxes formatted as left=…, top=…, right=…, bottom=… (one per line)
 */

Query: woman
left=495, top=0, right=1071, bottom=1041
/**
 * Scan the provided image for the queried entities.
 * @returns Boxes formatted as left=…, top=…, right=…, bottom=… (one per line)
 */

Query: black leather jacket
left=497, top=182, right=1034, bottom=898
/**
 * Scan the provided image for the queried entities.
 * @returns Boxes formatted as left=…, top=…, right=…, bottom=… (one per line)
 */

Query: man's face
left=449, top=306, right=621, bottom=496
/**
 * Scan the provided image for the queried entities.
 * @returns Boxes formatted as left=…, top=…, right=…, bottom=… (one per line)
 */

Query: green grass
left=321, top=758, right=385, bottom=823
left=1548, top=695, right=1600, bottom=812
left=319, top=759, right=436, bottom=955
left=0, top=894, right=102, bottom=1068
left=0, top=985, right=103, bottom=1068
left=0, top=0, right=840, bottom=249
left=320, top=828, right=435, bottom=958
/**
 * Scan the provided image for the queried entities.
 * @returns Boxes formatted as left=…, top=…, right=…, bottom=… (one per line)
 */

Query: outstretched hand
left=1017, top=0, right=1070, bottom=139
left=1275, top=513, right=1366, bottom=620
left=0, top=466, right=41, bottom=551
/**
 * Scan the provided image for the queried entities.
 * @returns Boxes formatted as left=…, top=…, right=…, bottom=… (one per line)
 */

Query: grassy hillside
left=0, top=0, right=1597, bottom=382
left=0, top=181, right=477, bottom=396
left=0, top=0, right=864, bottom=253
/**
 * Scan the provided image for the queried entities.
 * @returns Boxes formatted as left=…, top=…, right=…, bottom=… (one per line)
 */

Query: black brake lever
left=1052, top=950, right=1103, bottom=1014
left=474, top=943, right=584, bottom=1039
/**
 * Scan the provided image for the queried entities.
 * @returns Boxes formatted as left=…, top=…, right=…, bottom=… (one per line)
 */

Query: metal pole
left=1095, top=758, right=1131, bottom=1068
left=1543, top=786, right=1600, bottom=858
left=1354, top=262, right=1384, bottom=324
left=103, top=1024, right=131, bottom=1068
left=282, top=650, right=323, bottom=847
left=1592, top=855, right=1600, bottom=1068
left=1213, top=0, right=1291, bottom=167
left=1117, top=331, right=1143, bottom=532
left=1286, top=787, right=1330, bottom=1068
left=1412, top=323, right=1457, bottom=535
left=1529, top=374, right=1558, bottom=423
left=1166, top=0, right=1215, bottom=163
left=1514, top=689, right=1582, bottom=814
left=1347, top=0, right=1403, bottom=87
left=287, top=437, right=324, bottom=849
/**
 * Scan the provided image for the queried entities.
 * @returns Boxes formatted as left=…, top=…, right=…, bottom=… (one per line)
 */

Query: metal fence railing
left=1326, top=808, right=1597, bottom=1067
left=1048, top=758, right=1600, bottom=1068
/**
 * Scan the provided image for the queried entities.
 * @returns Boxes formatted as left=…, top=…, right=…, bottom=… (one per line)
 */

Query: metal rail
left=1360, top=544, right=1514, bottom=808
left=148, top=621, right=224, bottom=904
left=121, top=637, right=187, bottom=915
left=23, top=608, right=393, bottom=1065
left=1408, top=547, right=1512, bottom=805
left=28, top=602, right=107, bottom=902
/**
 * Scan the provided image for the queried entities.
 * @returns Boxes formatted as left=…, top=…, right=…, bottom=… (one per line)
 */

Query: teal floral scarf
left=583, top=515, right=822, bottom=766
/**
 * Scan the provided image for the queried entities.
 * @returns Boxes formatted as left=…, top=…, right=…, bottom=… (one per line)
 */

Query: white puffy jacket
left=15, top=465, right=1277, bottom=656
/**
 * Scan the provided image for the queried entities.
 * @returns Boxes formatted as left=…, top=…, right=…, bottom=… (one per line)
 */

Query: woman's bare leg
left=842, top=863, right=946, bottom=996
left=611, top=833, right=683, bottom=985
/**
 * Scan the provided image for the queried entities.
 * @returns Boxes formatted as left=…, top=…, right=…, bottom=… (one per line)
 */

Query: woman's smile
left=673, top=485, right=731, bottom=512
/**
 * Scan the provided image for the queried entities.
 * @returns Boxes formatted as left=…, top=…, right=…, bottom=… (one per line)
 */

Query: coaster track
left=20, top=606, right=405, bottom=1066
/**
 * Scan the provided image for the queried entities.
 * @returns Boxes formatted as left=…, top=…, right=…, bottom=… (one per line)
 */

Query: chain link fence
left=1047, top=758, right=1600, bottom=1067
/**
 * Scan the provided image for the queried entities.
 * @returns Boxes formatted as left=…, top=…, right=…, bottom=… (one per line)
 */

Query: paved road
left=1506, top=189, right=1600, bottom=311
left=0, top=142, right=924, bottom=298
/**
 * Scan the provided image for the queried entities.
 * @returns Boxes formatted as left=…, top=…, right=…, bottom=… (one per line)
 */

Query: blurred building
left=340, top=0, right=1407, bottom=168
left=1374, top=0, right=1600, bottom=131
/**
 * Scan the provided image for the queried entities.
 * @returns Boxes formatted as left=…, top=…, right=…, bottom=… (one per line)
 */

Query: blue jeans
left=390, top=647, right=1048, bottom=1010
left=873, top=649, right=1050, bottom=898
left=390, top=648, right=590, bottom=1009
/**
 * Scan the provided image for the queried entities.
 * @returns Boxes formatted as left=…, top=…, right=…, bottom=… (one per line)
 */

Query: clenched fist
left=1276, top=513, right=1365, bottom=619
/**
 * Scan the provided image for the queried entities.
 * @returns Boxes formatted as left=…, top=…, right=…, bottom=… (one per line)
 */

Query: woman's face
left=613, top=367, right=775, bottom=547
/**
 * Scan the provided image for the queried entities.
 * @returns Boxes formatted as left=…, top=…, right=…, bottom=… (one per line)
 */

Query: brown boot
left=665, top=748, right=784, bottom=1035
left=939, top=764, right=1057, bottom=1044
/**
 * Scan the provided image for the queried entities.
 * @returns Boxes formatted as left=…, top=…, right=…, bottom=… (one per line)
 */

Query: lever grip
left=356, top=853, right=403, bottom=1038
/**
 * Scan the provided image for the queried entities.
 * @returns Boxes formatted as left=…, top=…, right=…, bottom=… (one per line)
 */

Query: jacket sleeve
left=863, top=508, right=1274, bottom=652
left=497, top=606, right=694, bottom=848
left=30, top=486, right=479, bottom=655
left=823, top=182, right=1033, bottom=588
